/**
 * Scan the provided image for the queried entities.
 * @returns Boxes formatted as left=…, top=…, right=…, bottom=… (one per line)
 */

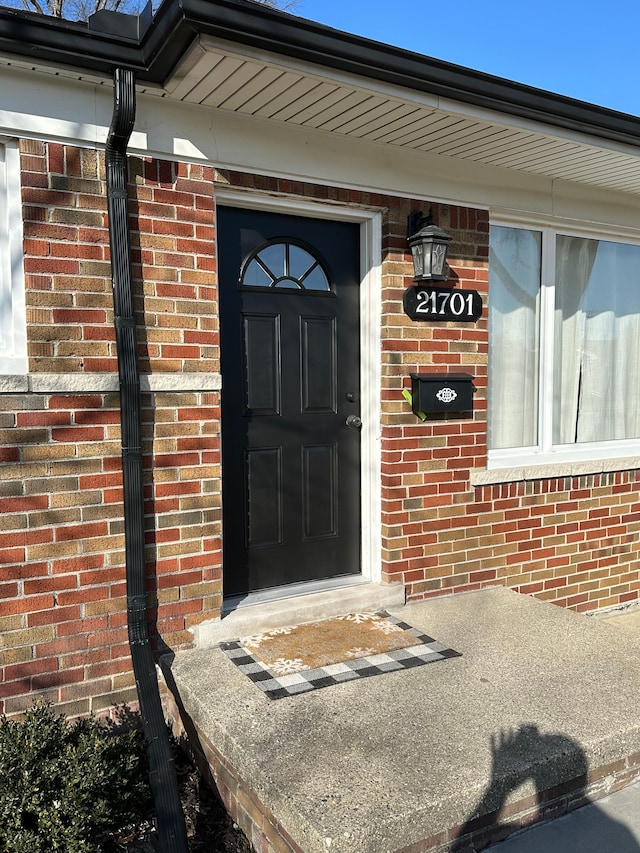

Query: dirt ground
left=173, top=744, right=253, bottom=853
left=104, top=738, right=252, bottom=853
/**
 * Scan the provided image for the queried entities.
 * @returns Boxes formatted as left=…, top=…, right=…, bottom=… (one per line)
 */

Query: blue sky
left=296, top=0, right=640, bottom=117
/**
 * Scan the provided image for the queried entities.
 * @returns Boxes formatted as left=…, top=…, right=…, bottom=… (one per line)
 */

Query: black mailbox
left=410, top=372, right=474, bottom=415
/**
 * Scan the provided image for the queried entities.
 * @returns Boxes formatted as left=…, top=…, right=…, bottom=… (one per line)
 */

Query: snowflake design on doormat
left=336, top=613, right=376, bottom=624
left=243, top=626, right=292, bottom=649
left=269, top=658, right=308, bottom=676
left=370, top=620, right=404, bottom=635
left=344, top=647, right=377, bottom=659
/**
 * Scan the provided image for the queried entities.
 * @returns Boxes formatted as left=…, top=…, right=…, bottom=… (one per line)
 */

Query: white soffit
left=163, top=36, right=640, bottom=196
left=0, top=56, right=112, bottom=88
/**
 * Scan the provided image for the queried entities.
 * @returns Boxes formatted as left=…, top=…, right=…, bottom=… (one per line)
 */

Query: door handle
left=345, top=415, right=362, bottom=430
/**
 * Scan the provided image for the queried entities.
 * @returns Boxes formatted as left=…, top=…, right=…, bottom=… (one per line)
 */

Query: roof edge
left=1, top=0, right=640, bottom=151
left=0, top=5, right=145, bottom=75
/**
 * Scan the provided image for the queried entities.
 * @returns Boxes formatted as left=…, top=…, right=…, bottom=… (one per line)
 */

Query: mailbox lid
left=410, top=372, right=474, bottom=413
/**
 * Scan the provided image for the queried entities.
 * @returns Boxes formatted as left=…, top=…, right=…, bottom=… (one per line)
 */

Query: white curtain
left=488, top=226, right=541, bottom=449
left=553, top=236, right=596, bottom=444
left=554, top=237, right=640, bottom=443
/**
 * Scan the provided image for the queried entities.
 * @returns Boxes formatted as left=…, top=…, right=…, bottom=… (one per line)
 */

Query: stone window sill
left=471, top=456, right=640, bottom=486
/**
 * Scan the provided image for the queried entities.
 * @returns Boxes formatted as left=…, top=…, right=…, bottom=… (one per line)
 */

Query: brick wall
left=22, top=142, right=218, bottom=377
left=378, top=200, right=491, bottom=596
left=2, top=148, right=640, bottom=717
left=0, top=392, right=129, bottom=718
left=376, top=195, right=640, bottom=611
left=222, top=172, right=640, bottom=613
left=0, top=142, right=222, bottom=716
left=471, top=473, right=640, bottom=612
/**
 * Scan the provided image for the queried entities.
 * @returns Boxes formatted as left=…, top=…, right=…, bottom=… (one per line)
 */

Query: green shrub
left=0, top=702, right=151, bottom=853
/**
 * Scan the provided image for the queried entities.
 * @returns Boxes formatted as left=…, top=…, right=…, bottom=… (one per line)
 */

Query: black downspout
left=105, top=66, right=189, bottom=853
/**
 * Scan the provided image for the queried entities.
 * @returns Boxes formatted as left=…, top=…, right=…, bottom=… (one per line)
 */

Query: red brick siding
left=0, top=143, right=222, bottom=716
left=222, top=171, right=640, bottom=614
left=21, top=141, right=218, bottom=375
left=21, top=140, right=114, bottom=372
left=3, top=148, right=640, bottom=717
left=142, top=391, right=222, bottom=648
left=378, top=199, right=490, bottom=598
left=0, top=389, right=222, bottom=717
left=129, top=158, right=218, bottom=375
left=0, top=392, right=131, bottom=717
left=376, top=196, right=640, bottom=610
left=468, top=473, right=640, bottom=613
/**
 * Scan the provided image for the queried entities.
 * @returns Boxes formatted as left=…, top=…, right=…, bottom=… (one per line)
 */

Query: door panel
left=246, top=448, right=282, bottom=548
left=301, top=316, right=336, bottom=413
left=219, top=206, right=361, bottom=597
left=244, top=314, right=281, bottom=414
left=302, top=444, right=337, bottom=539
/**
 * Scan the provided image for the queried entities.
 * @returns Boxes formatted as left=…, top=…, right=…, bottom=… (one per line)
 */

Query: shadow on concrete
left=454, top=724, right=640, bottom=852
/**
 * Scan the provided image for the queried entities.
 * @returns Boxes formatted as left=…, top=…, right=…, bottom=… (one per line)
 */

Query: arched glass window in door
left=240, top=239, right=332, bottom=292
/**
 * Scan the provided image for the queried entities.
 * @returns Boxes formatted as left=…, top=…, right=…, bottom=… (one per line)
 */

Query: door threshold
left=223, top=575, right=370, bottom=614
left=194, top=579, right=406, bottom=649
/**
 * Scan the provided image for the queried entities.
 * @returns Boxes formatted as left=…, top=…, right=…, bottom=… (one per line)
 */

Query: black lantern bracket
left=407, top=207, right=434, bottom=237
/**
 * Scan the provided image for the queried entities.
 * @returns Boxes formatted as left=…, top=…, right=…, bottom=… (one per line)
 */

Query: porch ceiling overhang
left=3, top=0, right=640, bottom=197
left=152, top=35, right=640, bottom=196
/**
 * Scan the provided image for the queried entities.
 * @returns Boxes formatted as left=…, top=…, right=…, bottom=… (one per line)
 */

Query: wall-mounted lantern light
left=407, top=207, right=452, bottom=281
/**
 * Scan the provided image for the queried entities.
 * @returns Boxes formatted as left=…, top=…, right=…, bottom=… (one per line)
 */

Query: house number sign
left=403, top=285, right=483, bottom=323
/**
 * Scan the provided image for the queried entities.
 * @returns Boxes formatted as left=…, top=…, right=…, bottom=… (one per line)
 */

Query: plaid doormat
left=219, top=610, right=461, bottom=700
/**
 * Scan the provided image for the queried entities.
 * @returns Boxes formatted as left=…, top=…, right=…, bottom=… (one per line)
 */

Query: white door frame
left=214, top=187, right=382, bottom=586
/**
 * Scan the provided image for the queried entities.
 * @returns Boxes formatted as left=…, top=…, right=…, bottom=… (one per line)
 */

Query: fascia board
left=0, top=6, right=145, bottom=77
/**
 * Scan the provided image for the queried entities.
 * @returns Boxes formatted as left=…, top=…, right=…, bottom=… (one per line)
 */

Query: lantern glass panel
left=431, top=241, right=447, bottom=276
left=411, top=243, right=425, bottom=278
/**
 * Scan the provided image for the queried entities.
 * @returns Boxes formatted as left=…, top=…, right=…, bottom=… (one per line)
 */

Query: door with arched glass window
left=218, top=206, right=361, bottom=598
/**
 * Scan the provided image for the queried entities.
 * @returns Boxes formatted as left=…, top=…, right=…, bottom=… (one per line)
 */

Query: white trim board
left=0, top=138, right=27, bottom=375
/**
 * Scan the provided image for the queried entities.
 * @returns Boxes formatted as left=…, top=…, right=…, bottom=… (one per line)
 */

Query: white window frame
left=489, top=214, right=640, bottom=469
left=0, top=138, right=27, bottom=375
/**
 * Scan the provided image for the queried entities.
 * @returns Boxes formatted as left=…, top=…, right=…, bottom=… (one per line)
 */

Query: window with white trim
left=489, top=222, right=640, bottom=467
left=0, top=139, right=27, bottom=375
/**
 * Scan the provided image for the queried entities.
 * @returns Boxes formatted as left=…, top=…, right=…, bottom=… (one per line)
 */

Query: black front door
left=218, top=207, right=361, bottom=598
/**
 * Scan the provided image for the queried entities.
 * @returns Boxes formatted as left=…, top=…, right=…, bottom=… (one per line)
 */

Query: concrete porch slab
left=161, top=587, right=640, bottom=853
